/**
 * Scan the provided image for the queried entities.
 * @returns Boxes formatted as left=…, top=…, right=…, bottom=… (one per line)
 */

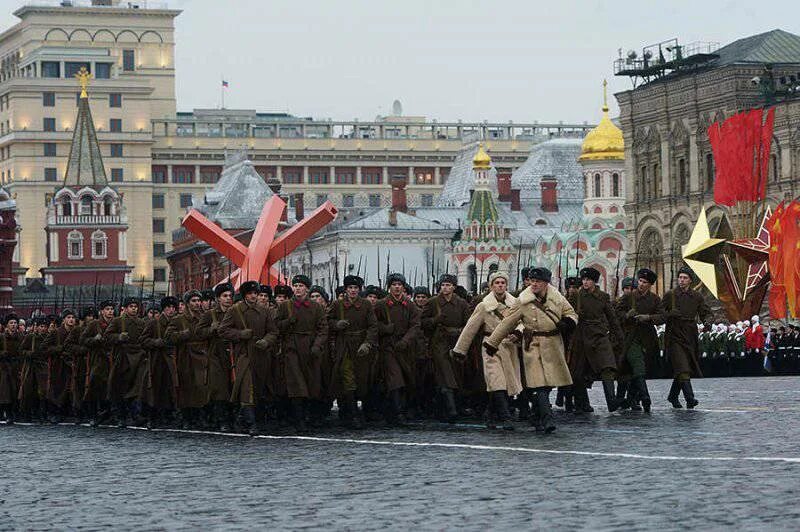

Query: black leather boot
left=216, top=402, right=232, bottom=432
left=633, top=376, right=651, bottom=413
left=563, top=386, right=575, bottom=413
left=491, top=390, right=513, bottom=431
left=616, top=380, right=631, bottom=410
left=573, top=386, right=594, bottom=413
left=668, top=379, right=683, bottom=408
left=442, top=388, right=458, bottom=423
left=602, top=379, right=620, bottom=412
left=555, top=387, right=565, bottom=408
left=387, top=389, right=407, bottom=427
left=681, top=380, right=699, bottom=409
left=341, top=394, right=362, bottom=429
left=516, top=390, right=531, bottom=421
left=242, top=406, right=259, bottom=435
left=291, top=398, right=307, bottom=433
left=535, top=387, right=556, bottom=433
left=113, top=401, right=127, bottom=428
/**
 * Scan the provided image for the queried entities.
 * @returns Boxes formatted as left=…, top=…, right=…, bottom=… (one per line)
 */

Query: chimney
left=294, top=192, right=304, bottom=221
left=388, top=209, right=398, bottom=227
left=496, top=172, right=512, bottom=202
left=540, top=176, right=558, bottom=212
left=510, top=188, right=521, bottom=211
left=391, top=175, right=407, bottom=213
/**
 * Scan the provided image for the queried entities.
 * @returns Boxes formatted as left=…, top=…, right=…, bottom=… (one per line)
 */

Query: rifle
left=356, top=255, right=363, bottom=279
left=515, top=237, right=522, bottom=290
left=385, top=249, right=390, bottom=286
left=376, top=245, right=381, bottom=289
left=612, top=243, right=622, bottom=299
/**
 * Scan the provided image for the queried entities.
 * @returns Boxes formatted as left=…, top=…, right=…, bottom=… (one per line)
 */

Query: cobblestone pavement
left=2, top=377, right=800, bottom=530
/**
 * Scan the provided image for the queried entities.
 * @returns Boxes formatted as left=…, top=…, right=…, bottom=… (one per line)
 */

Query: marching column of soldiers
left=0, top=263, right=765, bottom=435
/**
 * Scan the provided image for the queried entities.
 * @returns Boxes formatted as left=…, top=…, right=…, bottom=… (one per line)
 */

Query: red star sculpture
left=728, top=206, right=771, bottom=300
left=182, top=196, right=338, bottom=287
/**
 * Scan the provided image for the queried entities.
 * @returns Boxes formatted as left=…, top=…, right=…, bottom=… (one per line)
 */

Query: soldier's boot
left=241, top=406, right=259, bottom=436
left=37, top=401, right=48, bottom=424
left=555, top=387, right=565, bottom=408
left=113, top=401, right=127, bottom=428
left=516, top=390, right=531, bottom=421
left=491, top=390, right=514, bottom=431
left=341, top=394, right=363, bottom=429
left=215, top=402, right=232, bottom=432
left=667, top=379, right=683, bottom=408
left=146, top=406, right=157, bottom=431
left=535, top=387, right=556, bottom=434
left=680, top=380, right=699, bottom=409
left=442, top=388, right=458, bottom=424
left=574, top=385, right=594, bottom=413
left=633, top=376, right=652, bottom=413
left=602, top=379, right=621, bottom=413
left=290, top=398, right=307, bottom=433
left=87, top=402, right=98, bottom=427
left=616, top=380, right=631, bottom=410
left=563, top=386, right=575, bottom=413
left=387, top=389, right=407, bottom=427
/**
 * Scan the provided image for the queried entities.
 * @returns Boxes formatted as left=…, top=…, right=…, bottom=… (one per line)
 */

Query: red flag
left=767, top=201, right=786, bottom=318
left=782, top=201, right=800, bottom=317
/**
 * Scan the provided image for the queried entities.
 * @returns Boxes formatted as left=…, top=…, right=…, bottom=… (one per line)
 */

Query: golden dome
left=473, top=143, right=492, bottom=169
left=579, top=80, right=624, bottom=161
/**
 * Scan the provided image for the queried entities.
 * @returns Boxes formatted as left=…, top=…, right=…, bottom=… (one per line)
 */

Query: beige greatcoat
left=453, top=291, right=523, bottom=396
left=485, top=285, right=576, bottom=388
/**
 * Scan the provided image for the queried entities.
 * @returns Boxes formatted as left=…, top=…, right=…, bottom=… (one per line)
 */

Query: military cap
left=335, top=286, right=346, bottom=297
left=438, top=273, right=457, bottom=286
left=291, top=275, right=312, bottom=288
left=201, top=289, right=215, bottom=301
left=454, top=286, right=469, bottom=300
left=413, top=286, right=431, bottom=297
left=239, top=280, right=260, bottom=297
left=309, top=285, right=329, bottom=302
left=214, top=282, right=234, bottom=298
left=579, top=267, right=601, bottom=283
left=160, top=296, right=179, bottom=310
left=386, top=273, right=406, bottom=286
left=621, top=277, right=636, bottom=289
left=677, top=265, right=694, bottom=279
left=80, top=306, right=97, bottom=320
left=528, top=267, right=552, bottom=283
left=364, top=285, right=382, bottom=298
left=60, top=308, right=76, bottom=320
left=565, top=276, right=581, bottom=288
left=183, top=289, right=202, bottom=304
left=99, top=299, right=115, bottom=310
left=489, top=271, right=509, bottom=285
left=343, top=275, right=364, bottom=288
left=637, top=268, right=657, bottom=284
left=274, top=284, right=294, bottom=298
left=259, top=284, right=273, bottom=297
left=520, top=267, right=531, bottom=280
left=122, top=297, right=140, bottom=308
left=3, top=313, right=18, bottom=325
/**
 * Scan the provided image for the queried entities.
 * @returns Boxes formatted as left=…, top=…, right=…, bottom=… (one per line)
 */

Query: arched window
left=80, top=195, right=93, bottom=216
left=771, top=153, right=779, bottom=182
left=678, top=158, right=687, bottom=195
left=103, top=198, right=113, bottom=216
left=593, top=173, right=601, bottom=197
left=62, top=199, right=72, bottom=216
left=67, top=230, right=83, bottom=259
left=705, top=153, right=714, bottom=191
left=612, top=173, right=620, bottom=197
left=652, top=163, right=659, bottom=198
left=91, top=230, right=108, bottom=259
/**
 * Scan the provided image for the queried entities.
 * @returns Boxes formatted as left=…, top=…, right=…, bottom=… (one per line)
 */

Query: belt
left=343, top=330, right=365, bottom=336
left=524, top=328, right=560, bottom=337
left=440, top=326, right=462, bottom=334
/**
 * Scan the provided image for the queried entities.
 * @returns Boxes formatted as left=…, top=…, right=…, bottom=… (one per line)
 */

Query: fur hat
left=529, top=267, right=552, bottom=283
left=438, top=273, right=457, bottom=286
left=636, top=268, right=657, bottom=284
left=579, top=267, right=600, bottom=283
left=183, top=289, right=202, bottom=304
left=214, top=282, right=234, bottom=298
left=386, top=273, right=406, bottom=286
left=413, top=286, right=431, bottom=297
left=343, top=275, right=363, bottom=288
left=239, top=280, right=260, bottom=297
left=121, top=297, right=140, bottom=308
left=160, top=296, right=179, bottom=310
left=273, top=284, right=294, bottom=298
left=488, top=271, right=509, bottom=285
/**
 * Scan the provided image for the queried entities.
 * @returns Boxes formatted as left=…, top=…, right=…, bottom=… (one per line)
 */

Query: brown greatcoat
left=662, top=286, right=712, bottom=378
left=374, top=294, right=421, bottom=393
left=166, top=309, right=209, bottom=409
left=139, top=314, right=179, bottom=410
left=18, top=332, right=48, bottom=409
left=80, top=317, right=112, bottom=403
left=68, top=324, right=87, bottom=411
left=568, top=286, right=623, bottom=385
left=615, top=290, right=665, bottom=378
left=453, top=290, right=523, bottom=396
left=104, top=313, right=146, bottom=402
left=327, top=296, right=378, bottom=398
left=274, top=298, right=328, bottom=399
left=485, top=285, right=575, bottom=389
left=195, top=307, right=233, bottom=403
left=42, top=325, right=77, bottom=408
left=219, top=300, right=278, bottom=407
left=0, top=332, right=21, bottom=405
left=420, top=293, right=471, bottom=390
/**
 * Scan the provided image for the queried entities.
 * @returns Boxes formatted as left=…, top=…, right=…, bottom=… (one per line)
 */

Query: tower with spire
left=41, top=67, right=132, bottom=286
left=449, top=145, right=515, bottom=292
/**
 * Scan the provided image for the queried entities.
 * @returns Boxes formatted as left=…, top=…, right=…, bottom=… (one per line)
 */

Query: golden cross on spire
left=75, top=66, right=92, bottom=98
left=602, top=79, right=608, bottom=112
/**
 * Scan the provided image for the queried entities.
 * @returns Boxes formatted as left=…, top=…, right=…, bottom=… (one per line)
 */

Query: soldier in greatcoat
left=18, top=317, right=51, bottom=421
left=41, top=309, right=78, bottom=422
left=138, top=296, right=180, bottom=428
left=662, top=266, right=712, bottom=409
left=0, top=314, right=21, bottom=423
left=104, top=297, right=146, bottom=427
left=81, top=300, right=114, bottom=426
left=484, top=267, right=576, bottom=433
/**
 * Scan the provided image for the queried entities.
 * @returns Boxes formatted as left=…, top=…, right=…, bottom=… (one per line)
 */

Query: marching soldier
left=195, top=282, right=235, bottom=431
left=18, top=317, right=50, bottom=422
left=81, top=300, right=114, bottom=426
left=567, top=267, right=624, bottom=413
left=139, top=296, right=180, bottom=429
left=0, top=314, right=22, bottom=423
left=104, top=297, right=146, bottom=427
left=412, top=286, right=435, bottom=418
left=554, top=276, right=582, bottom=413
left=453, top=271, right=522, bottom=430
left=662, top=266, right=712, bottom=409
left=42, top=309, right=79, bottom=423
left=420, top=273, right=471, bottom=423
left=374, top=273, right=421, bottom=425
left=328, top=275, right=378, bottom=428
left=219, top=280, right=278, bottom=435
left=274, top=275, right=328, bottom=432
left=69, top=307, right=95, bottom=422
left=484, top=267, right=576, bottom=433
left=614, top=268, right=664, bottom=413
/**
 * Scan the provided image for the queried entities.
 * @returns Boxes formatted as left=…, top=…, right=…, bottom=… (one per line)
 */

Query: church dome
left=579, top=81, right=624, bottom=161
left=472, top=144, right=491, bottom=169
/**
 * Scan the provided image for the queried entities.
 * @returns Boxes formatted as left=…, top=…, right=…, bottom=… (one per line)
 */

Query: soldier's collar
left=344, top=297, right=361, bottom=309
left=386, top=295, right=407, bottom=307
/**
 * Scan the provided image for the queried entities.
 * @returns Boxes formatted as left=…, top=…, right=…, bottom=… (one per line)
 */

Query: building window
left=123, top=50, right=135, bottom=72
left=310, top=170, right=329, bottom=184
left=109, top=118, right=122, bottom=133
left=65, top=62, right=90, bottom=79
left=705, top=153, right=714, bottom=191
left=342, top=194, right=355, bottom=208
left=95, top=63, right=112, bottom=79
left=44, top=143, right=57, bottom=157
left=153, top=218, right=165, bottom=233
left=415, top=171, right=433, bottom=185
left=200, top=168, right=220, bottom=184
left=109, top=93, right=122, bottom=108
left=44, top=167, right=58, bottom=182
left=42, top=92, right=55, bottom=107
left=109, top=144, right=123, bottom=158
left=612, top=173, right=620, bottom=197
left=316, top=194, right=328, bottom=207
left=91, top=230, right=108, bottom=259
left=110, top=168, right=123, bottom=182
left=43, top=117, right=56, bottom=132
left=154, top=268, right=166, bottom=283
left=335, top=171, right=354, bottom=184
left=173, top=167, right=194, bottom=184
left=152, top=167, right=167, bottom=183
left=80, top=195, right=93, bottom=216
left=368, top=194, right=381, bottom=207
left=593, top=173, right=601, bottom=197
left=67, top=231, right=83, bottom=260
left=283, top=169, right=302, bottom=184
left=153, top=242, right=166, bottom=257
left=640, top=165, right=647, bottom=200
left=678, top=158, right=687, bottom=195
left=421, top=194, right=433, bottom=207
left=152, top=193, right=165, bottom=209
left=42, top=61, right=60, bottom=78
left=771, top=153, right=779, bottom=181
left=362, top=169, right=382, bottom=185
left=179, top=193, right=193, bottom=208
left=652, top=164, right=659, bottom=198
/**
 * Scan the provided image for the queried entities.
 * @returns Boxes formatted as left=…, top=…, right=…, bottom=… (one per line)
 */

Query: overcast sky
left=2, top=0, right=797, bottom=123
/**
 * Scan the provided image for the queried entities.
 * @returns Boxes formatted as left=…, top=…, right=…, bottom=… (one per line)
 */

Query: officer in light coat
left=452, top=271, right=522, bottom=430
left=484, top=267, right=576, bottom=433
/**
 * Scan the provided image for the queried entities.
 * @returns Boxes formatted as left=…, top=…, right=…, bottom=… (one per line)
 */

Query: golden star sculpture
left=681, top=207, right=726, bottom=297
